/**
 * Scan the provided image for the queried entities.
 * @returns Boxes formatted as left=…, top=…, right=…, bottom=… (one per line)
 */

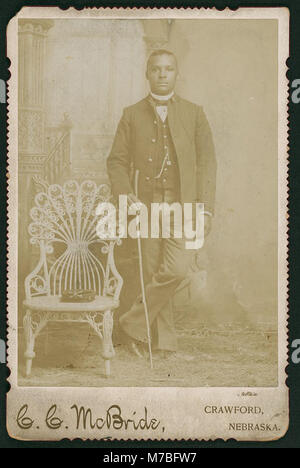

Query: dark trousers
left=119, top=187, right=195, bottom=351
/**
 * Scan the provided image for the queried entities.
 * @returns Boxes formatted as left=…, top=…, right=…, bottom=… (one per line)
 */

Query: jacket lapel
left=168, top=95, right=193, bottom=154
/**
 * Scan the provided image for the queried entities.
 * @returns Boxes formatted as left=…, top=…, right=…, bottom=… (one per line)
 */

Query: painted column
left=18, top=19, right=53, bottom=174
left=18, top=19, right=53, bottom=310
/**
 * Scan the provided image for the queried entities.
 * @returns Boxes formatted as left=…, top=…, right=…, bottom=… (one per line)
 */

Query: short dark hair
left=146, top=49, right=178, bottom=71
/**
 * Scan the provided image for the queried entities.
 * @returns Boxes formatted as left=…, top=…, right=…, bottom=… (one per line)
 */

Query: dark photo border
left=0, top=0, right=299, bottom=450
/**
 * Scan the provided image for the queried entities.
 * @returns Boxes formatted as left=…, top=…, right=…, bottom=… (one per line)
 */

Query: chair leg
left=102, top=309, right=115, bottom=377
left=86, top=310, right=115, bottom=377
left=23, top=309, right=48, bottom=376
left=23, top=310, right=35, bottom=376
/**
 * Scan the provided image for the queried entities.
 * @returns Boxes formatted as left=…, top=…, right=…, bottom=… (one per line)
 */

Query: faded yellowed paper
left=7, top=7, right=289, bottom=441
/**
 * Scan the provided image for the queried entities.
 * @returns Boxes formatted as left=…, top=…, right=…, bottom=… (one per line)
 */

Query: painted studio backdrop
left=18, top=18, right=278, bottom=332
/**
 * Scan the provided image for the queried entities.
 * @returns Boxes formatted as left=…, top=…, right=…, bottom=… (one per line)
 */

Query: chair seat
left=23, top=295, right=119, bottom=312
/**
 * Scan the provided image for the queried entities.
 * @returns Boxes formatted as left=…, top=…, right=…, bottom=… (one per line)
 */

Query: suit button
left=163, top=178, right=167, bottom=183
left=148, top=157, right=153, bottom=162
left=152, top=138, right=156, bottom=143
left=154, top=120, right=157, bottom=125
left=146, top=176, right=150, bottom=181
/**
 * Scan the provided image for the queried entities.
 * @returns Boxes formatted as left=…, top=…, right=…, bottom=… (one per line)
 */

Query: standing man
left=107, top=49, right=216, bottom=358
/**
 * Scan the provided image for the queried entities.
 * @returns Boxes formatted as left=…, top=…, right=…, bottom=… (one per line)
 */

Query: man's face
left=146, top=54, right=178, bottom=96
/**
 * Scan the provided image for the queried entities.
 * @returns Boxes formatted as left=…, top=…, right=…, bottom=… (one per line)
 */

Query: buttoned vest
left=152, top=115, right=180, bottom=192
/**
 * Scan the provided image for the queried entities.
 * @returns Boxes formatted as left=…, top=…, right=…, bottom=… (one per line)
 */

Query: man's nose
left=159, top=69, right=167, bottom=78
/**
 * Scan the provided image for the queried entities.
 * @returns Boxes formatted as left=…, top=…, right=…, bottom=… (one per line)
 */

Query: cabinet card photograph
left=7, top=7, right=289, bottom=441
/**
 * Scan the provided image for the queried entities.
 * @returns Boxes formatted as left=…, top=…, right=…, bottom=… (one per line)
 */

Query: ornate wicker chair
left=23, top=180, right=123, bottom=378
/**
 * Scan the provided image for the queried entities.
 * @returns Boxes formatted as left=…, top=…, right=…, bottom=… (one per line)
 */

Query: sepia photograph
left=7, top=7, right=289, bottom=441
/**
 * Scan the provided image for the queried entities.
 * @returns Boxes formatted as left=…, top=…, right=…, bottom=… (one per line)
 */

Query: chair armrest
left=103, top=240, right=123, bottom=302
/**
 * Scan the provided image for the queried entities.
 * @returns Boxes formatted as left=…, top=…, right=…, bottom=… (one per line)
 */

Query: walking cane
left=134, top=170, right=153, bottom=369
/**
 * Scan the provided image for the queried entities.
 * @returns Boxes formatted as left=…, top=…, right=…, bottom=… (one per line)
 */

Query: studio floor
left=18, top=321, right=278, bottom=387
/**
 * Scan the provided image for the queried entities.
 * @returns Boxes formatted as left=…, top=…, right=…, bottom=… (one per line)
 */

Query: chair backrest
left=25, top=180, right=122, bottom=300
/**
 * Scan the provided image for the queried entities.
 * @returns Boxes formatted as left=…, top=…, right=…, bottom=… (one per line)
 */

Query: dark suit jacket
left=107, top=94, right=217, bottom=213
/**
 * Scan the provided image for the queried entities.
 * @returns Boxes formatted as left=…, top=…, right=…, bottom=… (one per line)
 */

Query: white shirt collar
left=150, top=91, right=174, bottom=102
